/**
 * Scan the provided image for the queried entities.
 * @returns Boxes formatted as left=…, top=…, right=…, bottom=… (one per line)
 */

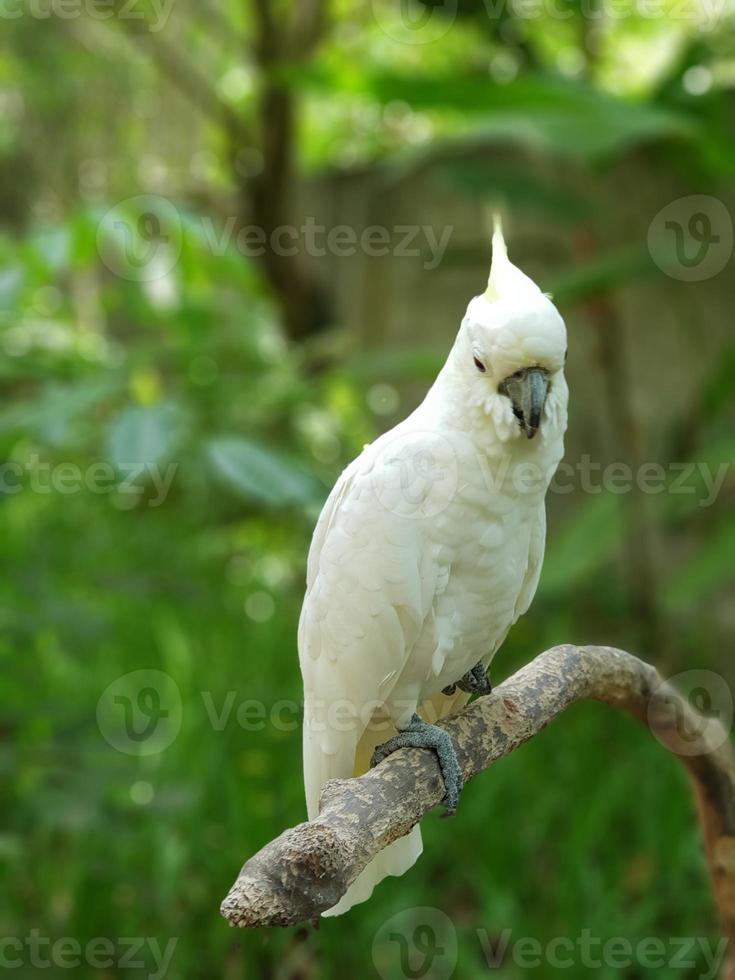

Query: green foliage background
left=1, top=1, right=733, bottom=977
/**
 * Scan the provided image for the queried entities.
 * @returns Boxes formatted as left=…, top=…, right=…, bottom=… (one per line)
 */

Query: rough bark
left=220, top=644, right=735, bottom=967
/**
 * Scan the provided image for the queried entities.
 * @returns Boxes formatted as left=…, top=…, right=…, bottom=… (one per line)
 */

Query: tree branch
left=113, top=21, right=250, bottom=141
left=286, top=0, right=330, bottom=62
left=220, top=644, right=735, bottom=956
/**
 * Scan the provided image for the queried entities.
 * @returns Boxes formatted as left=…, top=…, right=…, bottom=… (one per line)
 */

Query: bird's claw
left=442, top=662, right=492, bottom=697
left=371, top=713, right=463, bottom=815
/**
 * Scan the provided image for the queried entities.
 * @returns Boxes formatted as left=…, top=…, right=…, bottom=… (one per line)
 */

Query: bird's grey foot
left=370, top=713, right=463, bottom=815
left=442, top=662, right=492, bottom=697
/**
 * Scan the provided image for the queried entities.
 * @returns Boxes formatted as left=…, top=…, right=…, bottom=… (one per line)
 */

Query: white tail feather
left=322, top=827, right=423, bottom=917
left=302, top=707, right=424, bottom=916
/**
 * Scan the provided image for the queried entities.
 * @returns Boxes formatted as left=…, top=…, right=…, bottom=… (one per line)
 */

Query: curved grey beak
left=498, top=367, right=549, bottom=439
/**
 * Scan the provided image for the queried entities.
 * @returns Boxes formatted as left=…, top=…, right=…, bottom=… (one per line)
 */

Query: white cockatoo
left=298, top=220, right=568, bottom=916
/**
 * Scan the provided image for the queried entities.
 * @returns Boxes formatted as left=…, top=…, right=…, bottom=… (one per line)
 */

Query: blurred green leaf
left=0, top=265, right=24, bottom=309
left=107, top=402, right=185, bottom=473
left=206, top=436, right=322, bottom=508
left=664, top=518, right=735, bottom=607
left=700, top=346, right=735, bottom=418
left=30, top=225, right=71, bottom=273
left=547, top=247, right=657, bottom=302
left=342, top=347, right=446, bottom=382
left=664, top=435, right=734, bottom=520
left=0, top=377, right=121, bottom=446
left=540, top=494, right=622, bottom=597
left=438, top=162, right=592, bottom=220
left=305, top=69, right=694, bottom=162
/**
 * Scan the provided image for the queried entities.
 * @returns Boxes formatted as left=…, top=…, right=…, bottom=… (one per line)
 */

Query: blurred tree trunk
left=111, top=0, right=332, bottom=344
left=576, top=229, right=669, bottom=657
left=575, top=17, right=669, bottom=657
left=230, top=0, right=331, bottom=342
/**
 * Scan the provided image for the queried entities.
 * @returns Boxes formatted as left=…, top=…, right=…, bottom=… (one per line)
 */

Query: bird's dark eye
left=564, top=348, right=568, bottom=363
left=473, top=356, right=486, bottom=374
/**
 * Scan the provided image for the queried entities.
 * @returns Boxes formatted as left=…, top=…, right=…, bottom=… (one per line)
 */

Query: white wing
left=298, top=437, right=440, bottom=818
left=299, top=435, right=445, bottom=915
left=513, top=506, right=546, bottom=622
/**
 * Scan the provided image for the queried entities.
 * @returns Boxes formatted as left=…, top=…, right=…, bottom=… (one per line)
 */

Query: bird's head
left=453, top=219, right=567, bottom=442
